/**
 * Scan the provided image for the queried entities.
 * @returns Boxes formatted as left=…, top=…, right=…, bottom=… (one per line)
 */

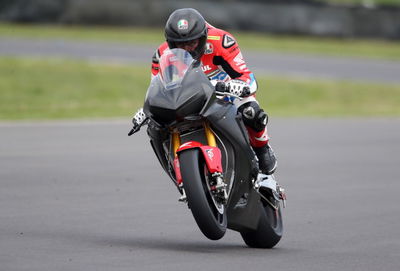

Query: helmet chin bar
left=168, top=35, right=207, bottom=60
left=188, top=48, right=201, bottom=60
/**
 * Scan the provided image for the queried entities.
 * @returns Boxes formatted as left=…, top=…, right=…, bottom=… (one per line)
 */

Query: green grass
left=0, top=57, right=150, bottom=119
left=1, top=23, right=400, bottom=60
left=0, top=23, right=165, bottom=45
left=257, top=76, right=400, bottom=117
left=1, top=57, right=399, bottom=120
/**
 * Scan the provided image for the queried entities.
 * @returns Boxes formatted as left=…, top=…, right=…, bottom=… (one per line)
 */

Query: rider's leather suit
left=151, top=24, right=270, bottom=149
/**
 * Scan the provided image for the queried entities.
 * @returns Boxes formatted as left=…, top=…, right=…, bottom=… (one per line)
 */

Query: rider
left=134, top=8, right=277, bottom=175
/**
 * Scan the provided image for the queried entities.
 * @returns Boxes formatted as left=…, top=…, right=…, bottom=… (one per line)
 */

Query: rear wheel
left=240, top=197, right=283, bottom=248
left=179, top=149, right=227, bottom=240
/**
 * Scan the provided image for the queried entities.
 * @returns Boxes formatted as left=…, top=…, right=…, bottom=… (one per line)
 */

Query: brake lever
left=128, top=127, right=138, bottom=136
left=128, top=117, right=149, bottom=136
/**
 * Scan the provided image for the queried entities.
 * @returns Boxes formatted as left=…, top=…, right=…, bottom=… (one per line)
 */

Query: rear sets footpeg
left=254, top=174, right=286, bottom=209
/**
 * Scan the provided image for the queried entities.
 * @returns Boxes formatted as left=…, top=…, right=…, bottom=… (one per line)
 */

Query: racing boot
left=247, top=126, right=277, bottom=175
left=254, top=143, right=277, bottom=175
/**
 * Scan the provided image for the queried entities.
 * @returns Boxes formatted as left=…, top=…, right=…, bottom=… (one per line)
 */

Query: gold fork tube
left=204, top=122, right=217, bottom=147
left=172, top=131, right=181, bottom=157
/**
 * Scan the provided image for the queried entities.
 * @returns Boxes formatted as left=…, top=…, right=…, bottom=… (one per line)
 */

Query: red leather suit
left=150, top=24, right=269, bottom=148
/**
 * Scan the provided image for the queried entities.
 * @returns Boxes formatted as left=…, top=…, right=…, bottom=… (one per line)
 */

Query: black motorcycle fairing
left=143, top=66, right=215, bottom=127
left=143, top=48, right=263, bottom=232
left=147, top=101, right=262, bottom=231
left=202, top=100, right=261, bottom=231
left=202, top=99, right=257, bottom=177
left=146, top=123, right=173, bottom=180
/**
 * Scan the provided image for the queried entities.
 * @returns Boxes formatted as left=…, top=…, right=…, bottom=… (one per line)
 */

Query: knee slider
left=254, top=109, right=268, bottom=132
left=239, top=102, right=268, bottom=132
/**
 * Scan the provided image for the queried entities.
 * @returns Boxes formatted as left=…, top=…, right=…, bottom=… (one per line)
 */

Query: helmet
left=165, top=8, right=208, bottom=60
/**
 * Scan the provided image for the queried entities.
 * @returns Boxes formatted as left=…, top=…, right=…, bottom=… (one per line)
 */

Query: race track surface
left=1, top=38, right=400, bottom=83
left=1, top=119, right=399, bottom=271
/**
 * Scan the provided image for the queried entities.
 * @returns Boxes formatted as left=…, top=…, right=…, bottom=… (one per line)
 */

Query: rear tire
left=240, top=199, right=283, bottom=248
left=179, top=149, right=227, bottom=240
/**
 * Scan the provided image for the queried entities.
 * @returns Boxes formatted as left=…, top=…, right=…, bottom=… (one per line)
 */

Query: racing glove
left=226, top=79, right=251, bottom=97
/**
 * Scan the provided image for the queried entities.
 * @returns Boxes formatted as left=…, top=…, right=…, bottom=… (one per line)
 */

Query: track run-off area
left=1, top=119, right=399, bottom=271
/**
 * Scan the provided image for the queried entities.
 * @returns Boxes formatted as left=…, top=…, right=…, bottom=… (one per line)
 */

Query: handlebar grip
left=243, top=86, right=251, bottom=97
left=215, top=81, right=227, bottom=92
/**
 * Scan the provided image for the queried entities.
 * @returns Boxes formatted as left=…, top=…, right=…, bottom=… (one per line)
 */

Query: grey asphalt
left=1, top=119, right=399, bottom=271
left=1, top=38, right=400, bottom=83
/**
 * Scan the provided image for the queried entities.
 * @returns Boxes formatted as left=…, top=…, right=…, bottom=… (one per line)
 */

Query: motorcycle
left=129, top=48, right=286, bottom=248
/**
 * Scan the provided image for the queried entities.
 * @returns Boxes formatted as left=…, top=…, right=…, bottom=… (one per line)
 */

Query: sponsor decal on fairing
left=205, top=149, right=214, bottom=160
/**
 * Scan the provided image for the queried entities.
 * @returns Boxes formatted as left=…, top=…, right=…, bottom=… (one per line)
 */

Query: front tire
left=179, top=149, right=227, bottom=240
left=240, top=199, right=283, bottom=248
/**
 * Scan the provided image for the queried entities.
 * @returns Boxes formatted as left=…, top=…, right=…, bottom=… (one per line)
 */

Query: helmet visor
left=174, top=39, right=200, bottom=52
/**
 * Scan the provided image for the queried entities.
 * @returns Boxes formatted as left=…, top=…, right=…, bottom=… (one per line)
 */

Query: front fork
left=171, top=121, right=217, bottom=158
left=172, top=121, right=227, bottom=203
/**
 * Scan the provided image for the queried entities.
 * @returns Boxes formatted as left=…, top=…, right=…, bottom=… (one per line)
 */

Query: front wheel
left=240, top=198, right=283, bottom=248
left=179, top=149, right=227, bottom=240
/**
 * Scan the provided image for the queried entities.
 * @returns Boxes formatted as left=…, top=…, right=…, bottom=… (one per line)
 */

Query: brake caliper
left=210, top=172, right=228, bottom=204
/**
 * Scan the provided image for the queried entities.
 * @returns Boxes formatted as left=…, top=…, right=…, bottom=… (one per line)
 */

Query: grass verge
left=0, top=57, right=150, bottom=119
left=257, top=76, right=400, bottom=117
left=1, top=23, right=400, bottom=61
left=0, top=57, right=399, bottom=120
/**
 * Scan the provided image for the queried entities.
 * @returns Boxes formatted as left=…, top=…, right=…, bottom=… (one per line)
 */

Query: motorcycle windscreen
left=159, top=48, right=194, bottom=90
left=144, top=48, right=215, bottom=126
